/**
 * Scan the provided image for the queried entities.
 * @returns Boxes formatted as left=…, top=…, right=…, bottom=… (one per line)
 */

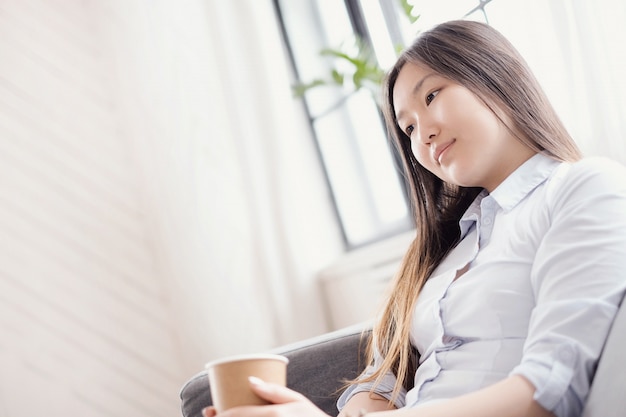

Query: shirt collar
left=490, top=152, right=561, bottom=212
left=459, top=153, right=561, bottom=235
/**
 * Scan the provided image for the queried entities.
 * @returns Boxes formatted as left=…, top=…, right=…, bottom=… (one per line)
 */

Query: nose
left=417, top=115, right=439, bottom=145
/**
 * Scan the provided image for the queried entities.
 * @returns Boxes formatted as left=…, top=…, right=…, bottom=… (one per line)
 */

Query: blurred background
left=0, top=0, right=624, bottom=416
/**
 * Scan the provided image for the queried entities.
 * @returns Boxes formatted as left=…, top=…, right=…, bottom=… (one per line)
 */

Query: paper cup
left=205, top=353, right=289, bottom=412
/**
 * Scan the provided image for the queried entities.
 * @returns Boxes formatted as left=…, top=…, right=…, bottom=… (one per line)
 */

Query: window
left=273, top=1, right=492, bottom=248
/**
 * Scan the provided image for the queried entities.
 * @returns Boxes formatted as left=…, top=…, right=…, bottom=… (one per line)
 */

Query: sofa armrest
left=582, top=298, right=626, bottom=417
left=179, top=323, right=371, bottom=417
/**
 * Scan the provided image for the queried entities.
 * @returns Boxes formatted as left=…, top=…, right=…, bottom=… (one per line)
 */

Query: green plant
left=291, top=36, right=385, bottom=98
left=292, top=0, right=419, bottom=101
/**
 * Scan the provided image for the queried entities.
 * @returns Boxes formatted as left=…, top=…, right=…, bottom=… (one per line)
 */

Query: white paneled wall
left=0, top=1, right=184, bottom=416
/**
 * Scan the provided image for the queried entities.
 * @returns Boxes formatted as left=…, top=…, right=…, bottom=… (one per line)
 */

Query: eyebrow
left=395, top=73, right=436, bottom=122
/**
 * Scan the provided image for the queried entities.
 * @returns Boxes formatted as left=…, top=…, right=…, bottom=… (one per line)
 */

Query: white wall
left=95, top=0, right=341, bottom=361
left=0, top=1, right=185, bottom=416
left=0, top=1, right=342, bottom=416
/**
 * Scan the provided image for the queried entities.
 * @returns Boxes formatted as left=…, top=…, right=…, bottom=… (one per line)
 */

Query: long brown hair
left=355, top=20, right=582, bottom=404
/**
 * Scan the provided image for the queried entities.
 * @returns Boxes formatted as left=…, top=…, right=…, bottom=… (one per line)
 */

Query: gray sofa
left=180, top=300, right=626, bottom=417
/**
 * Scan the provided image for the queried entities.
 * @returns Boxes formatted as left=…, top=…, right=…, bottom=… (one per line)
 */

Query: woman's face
left=393, top=62, right=535, bottom=192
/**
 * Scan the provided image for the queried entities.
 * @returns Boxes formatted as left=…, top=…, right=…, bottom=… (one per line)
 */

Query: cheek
left=411, top=141, right=431, bottom=168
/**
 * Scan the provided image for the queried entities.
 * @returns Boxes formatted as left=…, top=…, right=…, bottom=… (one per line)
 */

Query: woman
left=204, top=20, right=626, bottom=417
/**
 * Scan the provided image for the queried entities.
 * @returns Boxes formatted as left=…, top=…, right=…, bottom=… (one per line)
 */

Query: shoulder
left=569, top=156, right=626, bottom=179
left=547, top=157, right=626, bottom=202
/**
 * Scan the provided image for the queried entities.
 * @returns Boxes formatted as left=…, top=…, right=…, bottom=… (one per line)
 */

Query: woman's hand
left=202, top=377, right=331, bottom=417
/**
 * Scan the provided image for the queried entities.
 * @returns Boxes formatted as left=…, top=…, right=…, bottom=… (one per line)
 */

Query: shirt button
left=483, top=217, right=493, bottom=225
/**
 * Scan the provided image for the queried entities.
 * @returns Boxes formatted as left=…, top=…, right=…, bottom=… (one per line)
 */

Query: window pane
left=360, top=0, right=398, bottom=69
left=314, top=90, right=410, bottom=246
left=276, top=0, right=414, bottom=247
left=277, top=0, right=352, bottom=116
left=344, top=90, right=408, bottom=225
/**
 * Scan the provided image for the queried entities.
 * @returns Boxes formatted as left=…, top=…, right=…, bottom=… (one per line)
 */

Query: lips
left=433, top=139, right=456, bottom=164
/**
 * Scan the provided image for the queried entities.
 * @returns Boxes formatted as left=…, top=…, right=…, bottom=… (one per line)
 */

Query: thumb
left=202, top=406, right=217, bottom=417
left=248, top=376, right=307, bottom=404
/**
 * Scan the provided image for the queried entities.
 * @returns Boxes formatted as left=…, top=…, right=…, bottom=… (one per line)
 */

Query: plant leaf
left=291, top=79, right=327, bottom=97
left=331, top=69, right=344, bottom=85
left=400, top=0, right=420, bottom=24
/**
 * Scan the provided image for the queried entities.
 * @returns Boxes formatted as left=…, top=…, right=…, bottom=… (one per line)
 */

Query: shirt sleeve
left=337, top=348, right=407, bottom=411
left=510, top=158, right=626, bottom=417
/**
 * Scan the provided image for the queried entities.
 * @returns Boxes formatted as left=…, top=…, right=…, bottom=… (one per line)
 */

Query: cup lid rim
left=205, top=353, right=289, bottom=369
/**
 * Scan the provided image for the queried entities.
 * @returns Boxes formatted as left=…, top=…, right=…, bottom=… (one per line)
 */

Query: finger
left=248, top=376, right=308, bottom=405
left=202, top=406, right=217, bottom=417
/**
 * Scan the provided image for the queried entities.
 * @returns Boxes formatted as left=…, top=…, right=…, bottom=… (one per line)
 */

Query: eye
left=404, top=125, right=414, bottom=137
left=426, top=90, right=439, bottom=105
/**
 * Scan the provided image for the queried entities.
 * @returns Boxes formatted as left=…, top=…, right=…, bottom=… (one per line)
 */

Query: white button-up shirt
left=338, top=153, right=626, bottom=417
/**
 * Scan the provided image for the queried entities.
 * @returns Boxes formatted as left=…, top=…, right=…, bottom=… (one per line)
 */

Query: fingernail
left=248, top=376, right=265, bottom=386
